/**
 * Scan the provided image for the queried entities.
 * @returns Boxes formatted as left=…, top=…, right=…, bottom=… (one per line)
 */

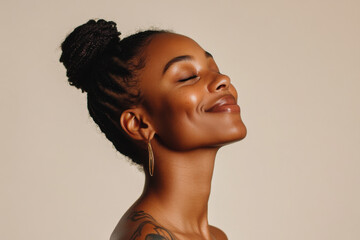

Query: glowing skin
left=112, top=33, right=247, bottom=240
left=139, top=33, right=246, bottom=150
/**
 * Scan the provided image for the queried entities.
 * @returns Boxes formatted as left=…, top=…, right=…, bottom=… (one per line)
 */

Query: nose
left=207, top=73, right=231, bottom=92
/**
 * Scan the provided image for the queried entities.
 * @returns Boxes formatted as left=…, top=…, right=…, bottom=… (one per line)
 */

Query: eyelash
left=179, top=75, right=198, bottom=82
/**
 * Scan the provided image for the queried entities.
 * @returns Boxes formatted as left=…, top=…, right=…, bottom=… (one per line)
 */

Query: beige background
left=1, top=0, right=359, bottom=239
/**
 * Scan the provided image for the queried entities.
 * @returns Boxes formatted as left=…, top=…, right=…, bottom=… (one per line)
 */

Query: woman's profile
left=60, top=19, right=247, bottom=240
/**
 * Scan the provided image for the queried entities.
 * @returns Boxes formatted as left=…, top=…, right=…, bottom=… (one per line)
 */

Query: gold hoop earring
left=147, top=141, right=154, bottom=176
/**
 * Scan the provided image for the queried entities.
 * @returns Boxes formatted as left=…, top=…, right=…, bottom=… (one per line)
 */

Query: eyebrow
left=162, top=51, right=213, bottom=75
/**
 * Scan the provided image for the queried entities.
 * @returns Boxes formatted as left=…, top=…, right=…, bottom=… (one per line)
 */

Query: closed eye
left=179, top=75, right=198, bottom=82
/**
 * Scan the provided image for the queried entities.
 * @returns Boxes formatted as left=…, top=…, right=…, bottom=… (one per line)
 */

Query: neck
left=141, top=145, right=219, bottom=233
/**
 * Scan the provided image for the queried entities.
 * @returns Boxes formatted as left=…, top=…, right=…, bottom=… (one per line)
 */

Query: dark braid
left=60, top=19, right=169, bottom=165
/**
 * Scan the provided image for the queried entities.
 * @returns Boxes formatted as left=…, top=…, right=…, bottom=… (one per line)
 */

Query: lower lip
left=207, top=104, right=240, bottom=113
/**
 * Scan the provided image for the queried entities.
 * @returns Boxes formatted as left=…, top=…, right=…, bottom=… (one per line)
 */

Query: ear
left=120, top=108, right=155, bottom=142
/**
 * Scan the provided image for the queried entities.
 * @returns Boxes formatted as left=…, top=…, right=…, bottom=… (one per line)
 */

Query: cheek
left=152, top=91, right=204, bottom=149
left=150, top=86, right=246, bottom=151
left=160, top=88, right=201, bottom=117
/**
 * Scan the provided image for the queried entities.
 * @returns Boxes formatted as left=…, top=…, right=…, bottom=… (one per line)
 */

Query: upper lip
left=205, top=94, right=237, bottom=112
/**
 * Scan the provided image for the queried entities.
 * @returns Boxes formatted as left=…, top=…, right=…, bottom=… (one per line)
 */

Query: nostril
left=216, top=84, right=227, bottom=90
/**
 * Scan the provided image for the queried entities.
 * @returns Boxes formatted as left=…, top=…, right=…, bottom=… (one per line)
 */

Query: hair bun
left=60, top=19, right=121, bottom=92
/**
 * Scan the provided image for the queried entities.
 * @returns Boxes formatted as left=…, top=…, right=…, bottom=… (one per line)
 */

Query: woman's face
left=138, top=33, right=246, bottom=151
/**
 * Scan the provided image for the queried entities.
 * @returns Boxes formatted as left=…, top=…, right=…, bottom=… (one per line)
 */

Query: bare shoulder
left=110, top=210, right=176, bottom=240
left=111, top=209, right=226, bottom=240
left=209, top=225, right=228, bottom=240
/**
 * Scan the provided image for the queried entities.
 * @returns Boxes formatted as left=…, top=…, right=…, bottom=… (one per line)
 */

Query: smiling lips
left=206, top=95, right=240, bottom=113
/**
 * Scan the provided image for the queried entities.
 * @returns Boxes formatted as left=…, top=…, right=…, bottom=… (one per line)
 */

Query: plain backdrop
left=1, top=0, right=359, bottom=239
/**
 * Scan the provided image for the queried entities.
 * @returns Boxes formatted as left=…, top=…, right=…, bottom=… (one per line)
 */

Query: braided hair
left=60, top=19, right=168, bottom=165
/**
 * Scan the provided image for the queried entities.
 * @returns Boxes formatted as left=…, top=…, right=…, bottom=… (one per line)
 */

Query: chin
left=225, top=121, right=247, bottom=144
left=222, top=113, right=247, bottom=141
left=210, top=122, right=247, bottom=148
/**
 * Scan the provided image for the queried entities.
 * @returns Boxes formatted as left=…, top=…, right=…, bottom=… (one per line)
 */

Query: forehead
left=144, top=33, right=205, bottom=64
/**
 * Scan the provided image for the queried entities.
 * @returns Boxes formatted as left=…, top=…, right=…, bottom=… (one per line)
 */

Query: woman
left=60, top=19, right=246, bottom=240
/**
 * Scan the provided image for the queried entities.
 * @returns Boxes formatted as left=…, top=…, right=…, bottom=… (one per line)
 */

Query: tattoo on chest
left=128, top=211, right=176, bottom=240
